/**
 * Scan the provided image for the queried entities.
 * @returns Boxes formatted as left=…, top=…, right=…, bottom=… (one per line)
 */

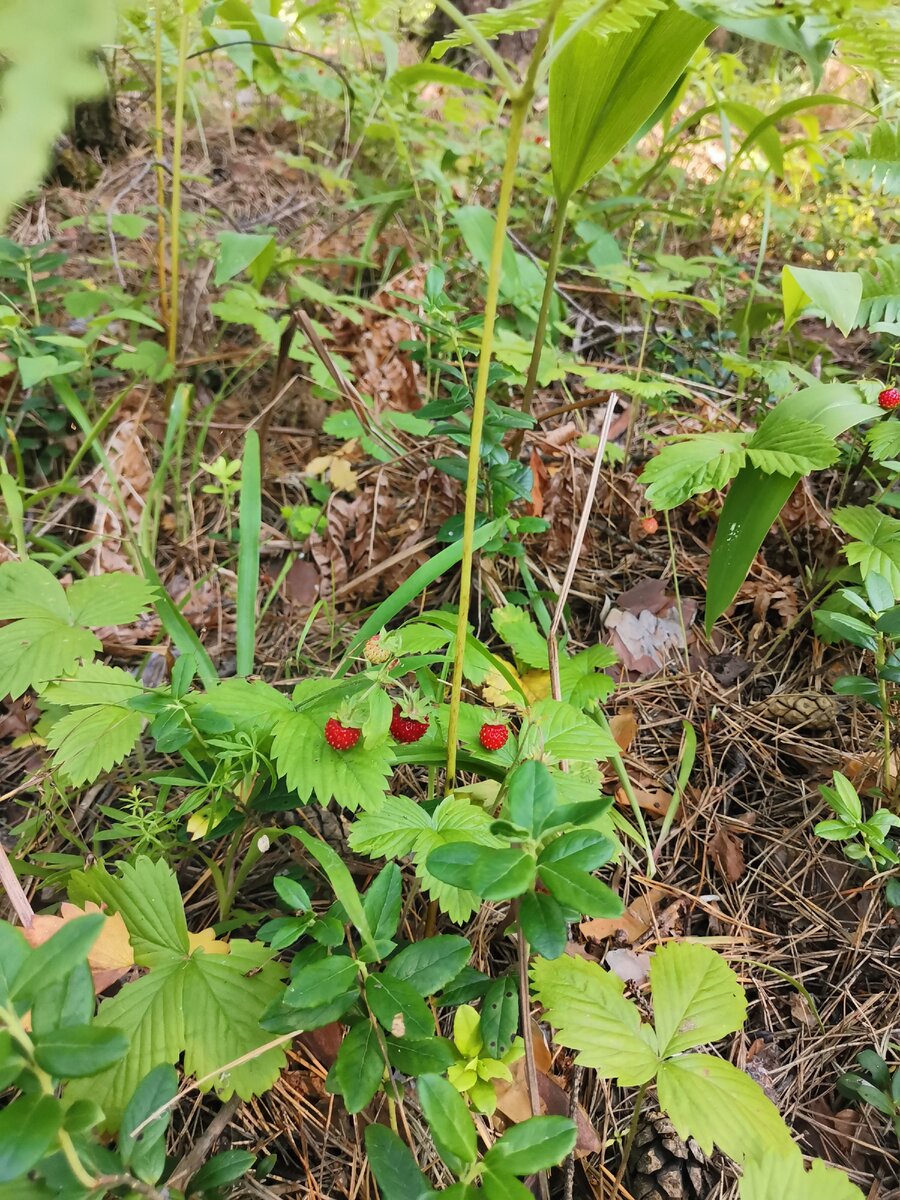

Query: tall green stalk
left=444, top=2, right=564, bottom=786
left=521, top=198, right=568, bottom=419
left=166, top=3, right=190, bottom=375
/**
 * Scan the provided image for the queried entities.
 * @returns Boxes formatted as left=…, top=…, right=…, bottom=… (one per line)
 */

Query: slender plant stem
left=517, top=916, right=550, bottom=1200
left=521, top=200, right=568, bottom=419
left=153, top=0, right=169, bottom=330
left=876, top=632, right=893, bottom=795
left=430, top=0, right=517, bottom=94
left=612, top=1081, right=648, bottom=1198
left=445, top=0, right=564, bottom=786
left=167, top=2, right=190, bottom=373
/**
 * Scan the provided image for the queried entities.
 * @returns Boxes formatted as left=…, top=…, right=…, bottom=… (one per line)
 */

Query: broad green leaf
left=484, top=1116, right=577, bottom=1174
left=0, top=620, right=99, bottom=700
left=481, top=1168, right=533, bottom=1199
left=833, top=505, right=900, bottom=597
left=362, top=864, right=402, bottom=947
left=119, top=1063, right=178, bottom=1180
left=387, top=935, right=471, bottom=996
left=332, top=1021, right=386, bottom=1114
left=538, top=830, right=615, bottom=872
left=11, top=914, right=104, bottom=1007
left=79, top=857, right=189, bottom=967
left=285, top=956, right=359, bottom=1008
left=507, top=760, right=557, bottom=836
left=41, top=663, right=144, bottom=708
left=813, top=610, right=877, bottom=651
left=705, top=384, right=878, bottom=631
left=782, top=266, right=863, bottom=338
left=366, top=973, right=434, bottom=1040
left=385, top=1035, right=456, bottom=1077
left=740, top=1148, right=864, bottom=1200
left=745, top=417, right=839, bottom=476
left=656, top=1055, right=792, bottom=1161
left=530, top=955, right=659, bottom=1085
left=0, top=1094, right=62, bottom=1183
left=527, top=698, right=619, bottom=762
left=349, top=794, right=432, bottom=860
left=538, top=862, right=622, bottom=918
left=480, top=976, right=518, bottom=1059
left=642, top=432, right=747, bottom=509
left=549, top=1, right=713, bottom=202
left=519, top=890, right=568, bottom=959
left=468, top=847, right=537, bottom=900
left=186, top=1150, right=256, bottom=1194
left=364, top=1125, right=435, bottom=1200
left=33, top=1025, right=129, bottom=1078
left=418, top=1074, right=477, bottom=1174
left=31, top=960, right=94, bottom=1036
left=0, top=560, right=69, bottom=620
left=273, top=711, right=394, bottom=811
left=65, top=574, right=155, bottom=626
left=650, top=943, right=746, bottom=1057
left=215, top=231, right=275, bottom=286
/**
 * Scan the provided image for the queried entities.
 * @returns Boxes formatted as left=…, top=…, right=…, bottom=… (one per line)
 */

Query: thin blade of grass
left=138, top=552, right=218, bottom=690
left=236, top=429, right=261, bottom=677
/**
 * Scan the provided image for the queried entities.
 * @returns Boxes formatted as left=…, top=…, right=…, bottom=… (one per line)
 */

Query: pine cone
left=628, top=1110, right=714, bottom=1200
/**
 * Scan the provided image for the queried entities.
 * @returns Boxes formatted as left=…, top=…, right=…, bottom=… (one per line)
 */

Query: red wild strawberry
left=324, top=717, right=361, bottom=751
left=390, top=704, right=429, bottom=744
left=878, top=387, right=900, bottom=411
left=364, top=635, right=393, bottom=665
left=479, top=722, right=509, bottom=751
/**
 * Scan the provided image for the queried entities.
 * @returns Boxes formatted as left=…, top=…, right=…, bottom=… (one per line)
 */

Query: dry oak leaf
left=24, top=901, right=134, bottom=994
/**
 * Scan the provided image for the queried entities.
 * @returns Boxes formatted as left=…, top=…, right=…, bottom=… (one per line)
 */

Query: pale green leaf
left=650, top=943, right=747, bottom=1057
left=0, top=620, right=100, bottom=699
left=0, top=559, right=69, bottom=620
left=348, top=795, right=432, bottom=860
left=79, top=856, right=190, bottom=967
left=215, top=232, right=275, bottom=286
left=65, top=574, right=155, bottom=627
left=45, top=703, right=142, bottom=785
left=0, top=0, right=116, bottom=224
left=181, top=942, right=286, bottom=1101
left=41, top=663, right=144, bottom=708
left=740, top=1147, right=865, bottom=1200
left=656, top=1055, right=792, bottom=1162
left=782, top=266, right=863, bottom=337
left=745, top=416, right=839, bottom=476
left=866, top=419, right=900, bottom=463
left=527, top=698, right=619, bottom=762
left=549, top=2, right=712, bottom=201
left=530, top=955, right=659, bottom=1085
left=491, top=605, right=549, bottom=669
left=187, top=678, right=291, bottom=735
left=272, top=710, right=393, bottom=810
left=833, top=505, right=900, bottom=597
left=641, top=433, right=748, bottom=510
left=66, top=961, right=186, bottom=1129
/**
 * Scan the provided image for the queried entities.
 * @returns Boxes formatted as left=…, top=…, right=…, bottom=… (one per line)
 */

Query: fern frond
left=433, top=0, right=667, bottom=56
left=846, top=123, right=900, bottom=195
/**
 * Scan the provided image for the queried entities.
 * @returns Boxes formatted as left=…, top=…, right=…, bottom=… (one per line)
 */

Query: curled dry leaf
left=580, top=886, right=668, bottom=944
left=609, top=709, right=638, bottom=753
left=494, top=1058, right=601, bottom=1158
left=709, top=826, right=746, bottom=883
left=89, top=418, right=152, bottom=574
left=23, top=901, right=134, bottom=994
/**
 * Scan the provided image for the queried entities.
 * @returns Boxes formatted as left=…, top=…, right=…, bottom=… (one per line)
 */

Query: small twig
left=547, top=394, right=618, bottom=702
left=0, top=841, right=34, bottom=927
left=167, top=1095, right=242, bottom=1191
left=562, top=1064, right=583, bottom=1200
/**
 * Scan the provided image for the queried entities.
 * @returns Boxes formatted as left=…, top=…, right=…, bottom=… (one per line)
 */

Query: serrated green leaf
left=491, top=606, right=549, bottom=669
left=650, top=943, right=747, bottom=1057
left=65, top=574, right=155, bottom=626
left=528, top=698, right=619, bottom=762
left=745, top=416, right=839, bottom=476
left=641, top=432, right=747, bottom=510
left=80, top=857, right=189, bottom=966
left=530, top=955, right=658, bottom=1085
left=740, top=1148, right=864, bottom=1200
left=41, top=663, right=144, bottom=708
left=833, top=505, right=900, bottom=597
left=349, top=795, right=432, bottom=860
left=273, top=710, right=393, bottom=810
left=45, top=703, right=143, bottom=785
left=656, top=1055, right=791, bottom=1161
left=0, top=560, right=69, bottom=620
left=0, top=620, right=99, bottom=699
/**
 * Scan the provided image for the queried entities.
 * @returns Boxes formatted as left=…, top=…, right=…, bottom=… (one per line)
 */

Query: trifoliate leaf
left=745, top=416, right=839, bottom=476
left=833, top=505, right=900, bottom=597
left=650, top=942, right=747, bottom=1057
left=641, top=432, right=747, bottom=510
left=272, top=710, right=393, bottom=810
left=530, top=955, right=658, bottom=1085
left=656, top=1055, right=792, bottom=1162
left=0, top=621, right=99, bottom=700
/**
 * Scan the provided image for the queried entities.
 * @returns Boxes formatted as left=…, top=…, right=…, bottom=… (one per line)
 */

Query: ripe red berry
left=364, top=635, right=392, bottom=665
left=479, top=722, right=509, bottom=751
left=878, top=387, right=900, bottom=411
left=324, top=717, right=361, bottom=751
left=389, top=704, right=429, bottom=744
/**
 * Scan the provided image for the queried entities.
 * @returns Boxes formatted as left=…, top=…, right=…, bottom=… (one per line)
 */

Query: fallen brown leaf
left=609, top=710, right=638, bottom=753
left=615, top=784, right=671, bottom=818
left=581, top=886, right=667, bottom=943
left=24, top=901, right=134, bottom=994
left=709, top=826, right=745, bottom=883
left=494, top=1060, right=601, bottom=1158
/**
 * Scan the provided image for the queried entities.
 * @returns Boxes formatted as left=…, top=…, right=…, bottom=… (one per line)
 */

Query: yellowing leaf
left=187, top=927, right=230, bottom=956
left=520, top=669, right=551, bottom=704
left=483, top=661, right=525, bottom=707
left=24, top=901, right=134, bottom=994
